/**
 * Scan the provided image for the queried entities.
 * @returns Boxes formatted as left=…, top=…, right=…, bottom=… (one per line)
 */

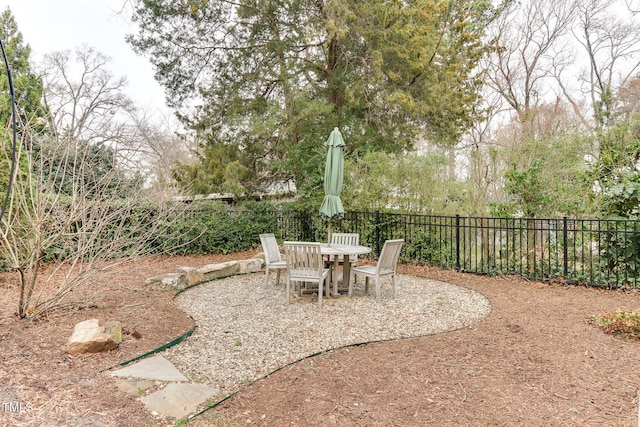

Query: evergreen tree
left=0, top=7, right=46, bottom=129
left=128, top=0, right=500, bottom=197
left=0, top=7, right=47, bottom=191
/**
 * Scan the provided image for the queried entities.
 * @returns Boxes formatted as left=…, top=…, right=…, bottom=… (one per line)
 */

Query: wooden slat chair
left=259, top=233, right=287, bottom=287
left=348, top=239, right=404, bottom=302
left=284, top=242, right=330, bottom=309
left=328, top=232, right=360, bottom=284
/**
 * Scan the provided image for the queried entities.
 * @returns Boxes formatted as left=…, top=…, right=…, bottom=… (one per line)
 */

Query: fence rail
left=273, top=209, right=640, bottom=289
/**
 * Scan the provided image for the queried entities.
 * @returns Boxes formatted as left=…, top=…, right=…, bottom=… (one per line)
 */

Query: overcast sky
left=0, top=0, right=170, bottom=117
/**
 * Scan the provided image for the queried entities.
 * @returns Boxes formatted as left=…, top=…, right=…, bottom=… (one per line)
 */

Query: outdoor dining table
left=319, top=243, right=372, bottom=296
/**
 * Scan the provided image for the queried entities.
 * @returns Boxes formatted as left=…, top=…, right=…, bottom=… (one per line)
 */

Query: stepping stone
left=110, top=355, right=188, bottom=382
left=141, top=383, right=218, bottom=419
left=114, top=378, right=155, bottom=396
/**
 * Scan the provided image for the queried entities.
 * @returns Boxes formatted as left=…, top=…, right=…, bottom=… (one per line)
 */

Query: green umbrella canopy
left=319, top=127, right=345, bottom=220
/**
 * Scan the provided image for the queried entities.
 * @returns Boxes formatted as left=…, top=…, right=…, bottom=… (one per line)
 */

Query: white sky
left=0, top=0, right=171, bottom=117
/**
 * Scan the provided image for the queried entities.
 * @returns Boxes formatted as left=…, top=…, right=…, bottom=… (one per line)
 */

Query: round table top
left=318, top=243, right=372, bottom=256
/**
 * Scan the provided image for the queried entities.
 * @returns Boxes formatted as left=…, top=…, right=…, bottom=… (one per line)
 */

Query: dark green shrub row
left=1, top=200, right=282, bottom=272
left=155, top=200, right=280, bottom=255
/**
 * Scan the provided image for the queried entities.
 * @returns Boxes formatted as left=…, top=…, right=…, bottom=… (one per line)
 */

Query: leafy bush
left=405, top=229, right=453, bottom=265
left=600, top=222, right=640, bottom=287
left=154, top=200, right=280, bottom=255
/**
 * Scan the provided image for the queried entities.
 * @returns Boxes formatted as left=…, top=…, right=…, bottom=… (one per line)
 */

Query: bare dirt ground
left=2, top=250, right=640, bottom=426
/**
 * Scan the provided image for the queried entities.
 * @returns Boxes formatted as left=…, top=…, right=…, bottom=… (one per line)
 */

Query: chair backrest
left=284, top=242, right=324, bottom=280
left=376, top=239, right=404, bottom=273
left=330, top=233, right=359, bottom=246
left=260, top=233, right=282, bottom=265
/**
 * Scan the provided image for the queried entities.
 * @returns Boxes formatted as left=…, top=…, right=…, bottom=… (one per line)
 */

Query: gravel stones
left=164, top=273, right=491, bottom=397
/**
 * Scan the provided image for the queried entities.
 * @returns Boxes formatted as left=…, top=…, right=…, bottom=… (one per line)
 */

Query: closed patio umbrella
left=319, top=127, right=345, bottom=242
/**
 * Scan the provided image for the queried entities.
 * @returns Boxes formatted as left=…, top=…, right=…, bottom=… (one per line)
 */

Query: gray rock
left=144, top=272, right=188, bottom=291
left=67, top=319, right=122, bottom=354
left=177, top=267, right=206, bottom=286
left=114, top=378, right=155, bottom=396
left=111, top=355, right=188, bottom=382
left=140, top=383, right=218, bottom=419
left=197, top=261, right=239, bottom=281
left=238, top=258, right=263, bottom=274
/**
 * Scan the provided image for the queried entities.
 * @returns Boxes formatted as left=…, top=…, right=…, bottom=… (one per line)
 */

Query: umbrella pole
left=327, top=220, right=332, bottom=244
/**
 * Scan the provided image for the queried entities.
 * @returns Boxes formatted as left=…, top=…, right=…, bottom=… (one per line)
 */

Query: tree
left=127, top=0, right=498, bottom=197
left=0, top=41, right=186, bottom=319
left=37, top=46, right=147, bottom=195
left=0, top=7, right=46, bottom=127
left=39, top=46, right=136, bottom=146
left=570, top=0, right=640, bottom=131
left=344, top=150, right=467, bottom=214
left=0, top=7, right=47, bottom=192
left=130, top=110, right=192, bottom=199
left=0, top=116, right=182, bottom=319
left=484, top=0, right=577, bottom=133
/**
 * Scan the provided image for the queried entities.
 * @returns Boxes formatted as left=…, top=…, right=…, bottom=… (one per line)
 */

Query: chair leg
left=285, top=278, right=291, bottom=305
left=264, top=268, right=270, bottom=287
left=275, top=269, right=281, bottom=286
left=375, top=277, right=381, bottom=303
left=318, top=279, right=323, bottom=309
left=364, top=277, right=370, bottom=294
left=348, top=270, right=355, bottom=297
left=325, top=275, right=330, bottom=298
left=391, top=273, right=396, bottom=298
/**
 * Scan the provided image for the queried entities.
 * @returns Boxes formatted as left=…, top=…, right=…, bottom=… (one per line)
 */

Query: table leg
left=343, top=256, right=351, bottom=292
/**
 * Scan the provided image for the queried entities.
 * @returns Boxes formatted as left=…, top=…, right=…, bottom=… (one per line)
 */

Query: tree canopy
left=128, top=0, right=499, bottom=196
left=0, top=8, right=45, bottom=128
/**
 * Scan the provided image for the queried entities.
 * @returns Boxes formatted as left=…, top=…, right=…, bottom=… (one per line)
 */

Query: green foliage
left=128, top=0, right=497, bottom=199
left=345, top=151, right=467, bottom=214
left=0, top=8, right=47, bottom=127
left=0, top=8, right=47, bottom=191
left=601, top=170, right=640, bottom=219
left=503, top=158, right=552, bottom=217
left=155, top=200, right=279, bottom=255
left=592, top=119, right=640, bottom=283
left=405, top=229, right=453, bottom=265
left=599, top=221, right=640, bottom=287
left=35, top=140, right=143, bottom=198
left=494, top=133, right=595, bottom=218
left=172, top=140, right=253, bottom=196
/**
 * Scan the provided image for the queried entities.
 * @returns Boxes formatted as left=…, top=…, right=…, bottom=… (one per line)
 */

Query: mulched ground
left=1, top=251, right=639, bottom=426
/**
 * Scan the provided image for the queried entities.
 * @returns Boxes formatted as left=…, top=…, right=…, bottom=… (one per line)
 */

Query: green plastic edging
left=188, top=273, right=492, bottom=422
left=100, top=323, right=195, bottom=373
left=102, top=272, right=260, bottom=373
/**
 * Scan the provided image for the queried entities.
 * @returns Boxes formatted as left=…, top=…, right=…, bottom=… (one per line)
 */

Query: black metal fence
left=273, top=209, right=640, bottom=289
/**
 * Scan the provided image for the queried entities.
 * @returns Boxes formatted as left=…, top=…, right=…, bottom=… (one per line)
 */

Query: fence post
left=563, top=216, right=568, bottom=281
left=455, top=214, right=461, bottom=270
left=375, top=210, right=381, bottom=257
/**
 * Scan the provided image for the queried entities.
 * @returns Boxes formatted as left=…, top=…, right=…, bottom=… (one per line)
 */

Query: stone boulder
left=177, top=266, right=206, bottom=286
left=253, top=252, right=266, bottom=263
left=67, top=319, right=122, bottom=354
left=238, top=258, right=263, bottom=274
left=144, top=272, right=188, bottom=291
left=197, top=261, right=240, bottom=281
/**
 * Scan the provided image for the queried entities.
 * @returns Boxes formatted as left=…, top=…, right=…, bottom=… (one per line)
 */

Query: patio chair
left=284, top=242, right=331, bottom=309
left=328, top=232, right=361, bottom=284
left=259, top=233, right=287, bottom=287
left=330, top=232, right=360, bottom=246
left=348, top=239, right=404, bottom=302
